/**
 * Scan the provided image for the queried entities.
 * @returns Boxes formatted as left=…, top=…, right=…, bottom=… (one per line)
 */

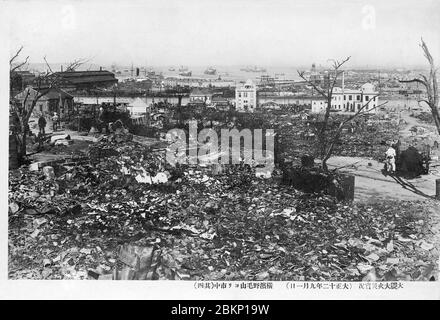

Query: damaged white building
left=311, top=83, right=379, bottom=114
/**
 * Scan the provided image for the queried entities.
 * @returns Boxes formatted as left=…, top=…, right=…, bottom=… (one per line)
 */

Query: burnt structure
left=14, top=87, right=74, bottom=117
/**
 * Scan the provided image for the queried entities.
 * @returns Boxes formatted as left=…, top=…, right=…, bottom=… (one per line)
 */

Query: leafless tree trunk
left=320, top=96, right=388, bottom=168
left=298, top=57, right=388, bottom=171
left=399, top=38, right=439, bottom=134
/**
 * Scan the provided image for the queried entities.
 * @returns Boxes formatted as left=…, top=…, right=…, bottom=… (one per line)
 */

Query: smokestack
left=61, top=65, right=63, bottom=72
left=100, top=66, right=102, bottom=71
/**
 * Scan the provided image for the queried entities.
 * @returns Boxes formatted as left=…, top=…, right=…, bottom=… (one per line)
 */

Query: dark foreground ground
left=8, top=137, right=439, bottom=281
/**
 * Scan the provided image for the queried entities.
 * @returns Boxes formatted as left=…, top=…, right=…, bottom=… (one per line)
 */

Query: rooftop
left=48, top=70, right=118, bottom=88
left=190, top=88, right=213, bottom=96
left=14, top=86, right=73, bottom=101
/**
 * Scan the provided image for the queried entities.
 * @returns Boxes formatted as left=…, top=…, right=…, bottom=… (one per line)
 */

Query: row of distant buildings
left=187, top=80, right=257, bottom=112
left=11, top=66, right=380, bottom=117
left=175, top=79, right=380, bottom=114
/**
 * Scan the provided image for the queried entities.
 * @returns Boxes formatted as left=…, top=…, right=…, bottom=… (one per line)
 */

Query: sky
left=4, top=0, right=440, bottom=68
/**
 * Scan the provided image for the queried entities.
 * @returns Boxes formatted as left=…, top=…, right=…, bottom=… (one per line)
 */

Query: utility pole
left=77, top=103, right=80, bottom=132
left=342, top=70, right=345, bottom=111
left=378, top=70, right=381, bottom=95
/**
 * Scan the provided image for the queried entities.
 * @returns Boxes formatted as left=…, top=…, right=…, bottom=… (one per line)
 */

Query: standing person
left=385, top=145, right=397, bottom=174
left=99, top=106, right=104, bottom=120
left=38, top=115, right=46, bottom=135
left=52, top=112, right=59, bottom=132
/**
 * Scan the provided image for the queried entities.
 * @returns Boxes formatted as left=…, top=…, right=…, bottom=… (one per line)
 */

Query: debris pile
left=8, top=134, right=439, bottom=281
left=106, top=120, right=133, bottom=143
left=9, top=142, right=438, bottom=281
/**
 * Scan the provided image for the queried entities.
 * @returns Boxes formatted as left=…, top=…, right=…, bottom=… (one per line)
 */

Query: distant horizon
left=18, top=62, right=431, bottom=73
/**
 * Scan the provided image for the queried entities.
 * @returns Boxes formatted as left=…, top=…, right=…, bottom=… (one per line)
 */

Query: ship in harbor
left=177, top=66, right=192, bottom=76
left=204, top=66, right=217, bottom=75
left=138, top=67, right=164, bottom=83
left=240, top=65, right=267, bottom=73
left=179, top=70, right=192, bottom=76
left=179, top=71, right=192, bottom=77
left=146, top=68, right=157, bottom=77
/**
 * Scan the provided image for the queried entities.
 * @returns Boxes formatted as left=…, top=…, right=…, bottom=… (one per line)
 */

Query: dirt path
left=328, top=155, right=440, bottom=266
left=327, top=156, right=438, bottom=203
left=328, top=108, right=440, bottom=260
left=325, top=108, right=440, bottom=203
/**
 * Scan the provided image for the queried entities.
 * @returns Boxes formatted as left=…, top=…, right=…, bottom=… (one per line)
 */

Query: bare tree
left=10, top=46, right=29, bottom=73
left=298, top=57, right=387, bottom=171
left=10, top=46, right=30, bottom=93
left=9, top=47, right=84, bottom=164
left=399, top=38, right=439, bottom=134
left=65, top=58, right=89, bottom=72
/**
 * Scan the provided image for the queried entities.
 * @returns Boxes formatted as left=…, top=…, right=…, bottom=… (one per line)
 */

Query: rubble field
left=8, top=137, right=439, bottom=281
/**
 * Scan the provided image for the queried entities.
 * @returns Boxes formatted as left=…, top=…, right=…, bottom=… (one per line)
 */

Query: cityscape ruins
left=6, top=2, right=440, bottom=284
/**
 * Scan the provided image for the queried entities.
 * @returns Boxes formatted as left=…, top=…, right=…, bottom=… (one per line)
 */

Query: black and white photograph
left=1, top=0, right=439, bottom=299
